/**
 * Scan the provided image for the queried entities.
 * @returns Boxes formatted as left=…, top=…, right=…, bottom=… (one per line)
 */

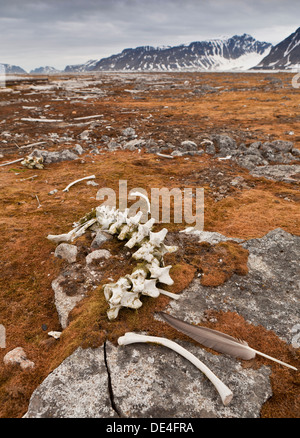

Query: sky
left=0, top=0, right=299, bottom=72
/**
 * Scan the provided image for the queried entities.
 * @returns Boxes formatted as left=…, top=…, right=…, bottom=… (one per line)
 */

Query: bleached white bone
left=147, top=263, right=174, bottom=285
left=126, top=269, right=148, bottom=293
left=108, top=209, right=129, bottom=234
left=149, top=228, right=168, bottom=247
left=62, top=175, right=96, bottom=192
left=118, top=332, right=233, bottom=406
left=104, top=277, right=131, bottom=306
left=125, top=218, right=156, bottom=249
left=47, top=218, right=97, bottom=243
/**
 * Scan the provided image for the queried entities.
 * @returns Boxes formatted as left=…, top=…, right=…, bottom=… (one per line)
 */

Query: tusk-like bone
left=62, top=175, right=96, bottom=192
left=118, top=332, right=233, bottom=406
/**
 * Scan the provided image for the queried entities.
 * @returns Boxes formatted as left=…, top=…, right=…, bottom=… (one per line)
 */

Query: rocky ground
left=0, top=71, right=299, bottom=418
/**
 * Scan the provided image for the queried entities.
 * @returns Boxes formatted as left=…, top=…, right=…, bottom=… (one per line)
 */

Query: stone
left=182, top=229, right=243, bottom=245
left=86, top=249, right=111, bottom=264
left=269, top=140, right=293, bottom=153
left=123, top=139, right=145, bottom=150
left=204, top=143, right=216, bottom=155
left=31, top=149, right=78, bottom=164
left=168, top=228, right=300, bottom=344
left=54, top=243, right=78, bottom=264
left=214, top=134, right=237, bottom=156
left=250, top=164, right=300, bottom=182
left=106, top=340, right=271, bottom=418
left=23, top=347, right=117, bottom=418
left=48, top=331, right=62, bottom=339
left=23, top=341, right=271, bottom=418
left=91, top=231, right=113, bottom=249
left=48, top=189, right=58, bottom=195
left=3, top=347, right=35, bottom=370
left=79, top=130, right=90, bottom=141
left=73, top=144, right=84, bottom=155
left=122, top=127, right=136, bottom=138
left=181, top=140, right=198, bottom=150
left=51, top=274, right=86, bottom=329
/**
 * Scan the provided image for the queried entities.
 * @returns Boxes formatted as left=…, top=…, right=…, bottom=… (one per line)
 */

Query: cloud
left=0, top=0, right=299, bottom=71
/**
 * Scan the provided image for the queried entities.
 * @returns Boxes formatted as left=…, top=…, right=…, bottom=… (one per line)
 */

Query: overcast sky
left=0, top=0, right=299, bottom=71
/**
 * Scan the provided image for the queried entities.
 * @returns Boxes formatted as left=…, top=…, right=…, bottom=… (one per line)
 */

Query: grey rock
left=214, top=135, right=237, bottom=155
left=79, top=130, right=90, bottom=141
left=52, top=274, right=86, bottom=329
left=183, top=229, right=243, bottom=245
left=23, top=347, right=116, bottom=418
left=107, top=140, right=120, bottom=151
left=168, top=228, right=300, bottom=344
left=73, top=144, right=84, bottom=155
left=122, top=127, right=136, bottom=138
left=4, top=347, right=35, bottom=370
left=123, top=139, right=145, bottom=150
left=31, top=149, right=78, bottom=164
left=171, top=150, right=184, bottom=157
left=23, top=340, right=271, bottom=418
left=236, top=154, right=268, bottom=170
left=86, top=249, right=111, bottom=264
left=291, top=148, right=300, bottom=158
left=106, top=340, right=271, bottom=418
left=54, top=243, right=78, bottom=264
left=204, top=143, right=216, bottom=155
left=181, top=140, right=198, bottom=151
left=48, top=189, right=58, bottom=195
left=250, top=164, right=300, bottom=182
left=91, top=231, right=113, bottom=249
left=269, top=140, right=293, bottom=153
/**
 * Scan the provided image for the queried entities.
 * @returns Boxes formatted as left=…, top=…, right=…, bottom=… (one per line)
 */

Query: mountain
left=30, top=66, right=61, bottom=74
left=0, top=63, right=27, bottom=74
left=64, top=34, right=272, bottom=73
left=254, top=27, right=300, bottom=70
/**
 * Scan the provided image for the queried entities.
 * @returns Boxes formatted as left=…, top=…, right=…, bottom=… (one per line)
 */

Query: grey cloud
left=0, top=0, right=299, bottom=71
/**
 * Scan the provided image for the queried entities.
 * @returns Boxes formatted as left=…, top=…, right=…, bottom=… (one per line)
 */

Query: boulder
left=30, top=149, right=78, bottom=164
left=54, top=243, right=78, bottom=264
left=4, top=347, right=35, bottom=370
left=23, top=347, right=116, bottom=418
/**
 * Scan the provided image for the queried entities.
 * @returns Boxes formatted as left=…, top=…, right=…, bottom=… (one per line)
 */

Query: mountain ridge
left=253, top=27, right=300, bottom=70
left=64, top=33, right=272, bottom=73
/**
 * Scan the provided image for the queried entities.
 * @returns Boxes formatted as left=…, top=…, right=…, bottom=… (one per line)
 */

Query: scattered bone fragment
left=62, top=175, right=96, bottom=192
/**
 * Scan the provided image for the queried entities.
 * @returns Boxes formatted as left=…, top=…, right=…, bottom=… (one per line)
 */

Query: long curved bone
left=118, top=332, right=233, bottom=406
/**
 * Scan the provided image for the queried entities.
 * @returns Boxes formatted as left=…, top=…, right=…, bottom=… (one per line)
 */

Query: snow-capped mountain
left=64, top=34, right=272, bottom=72
left=30, top=66, right=61, bottom=74
left=254, top=27, right=300, bottom=70
left=0, top=63, right=27, bottom=74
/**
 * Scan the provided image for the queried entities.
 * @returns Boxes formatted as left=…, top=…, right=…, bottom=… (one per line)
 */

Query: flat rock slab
left=23, top=341, right=271, bottom=418
left=24, top=346, right=117, bottom=418
left=168, top=228, right=300, bottom=343
left=250, top=164, right=300, bottom=183
left=106, top=340, right=271, bottom=418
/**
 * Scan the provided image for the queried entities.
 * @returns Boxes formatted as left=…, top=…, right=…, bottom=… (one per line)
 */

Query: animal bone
left=118, top=332, right=233, bottom=406
left=21, top=155, right=44, bottom=169
left=47, top=218, right=97, bottom=243
left=125, top=218, right=156, bottom=248
left=63, top=175, right=96, bottom=192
